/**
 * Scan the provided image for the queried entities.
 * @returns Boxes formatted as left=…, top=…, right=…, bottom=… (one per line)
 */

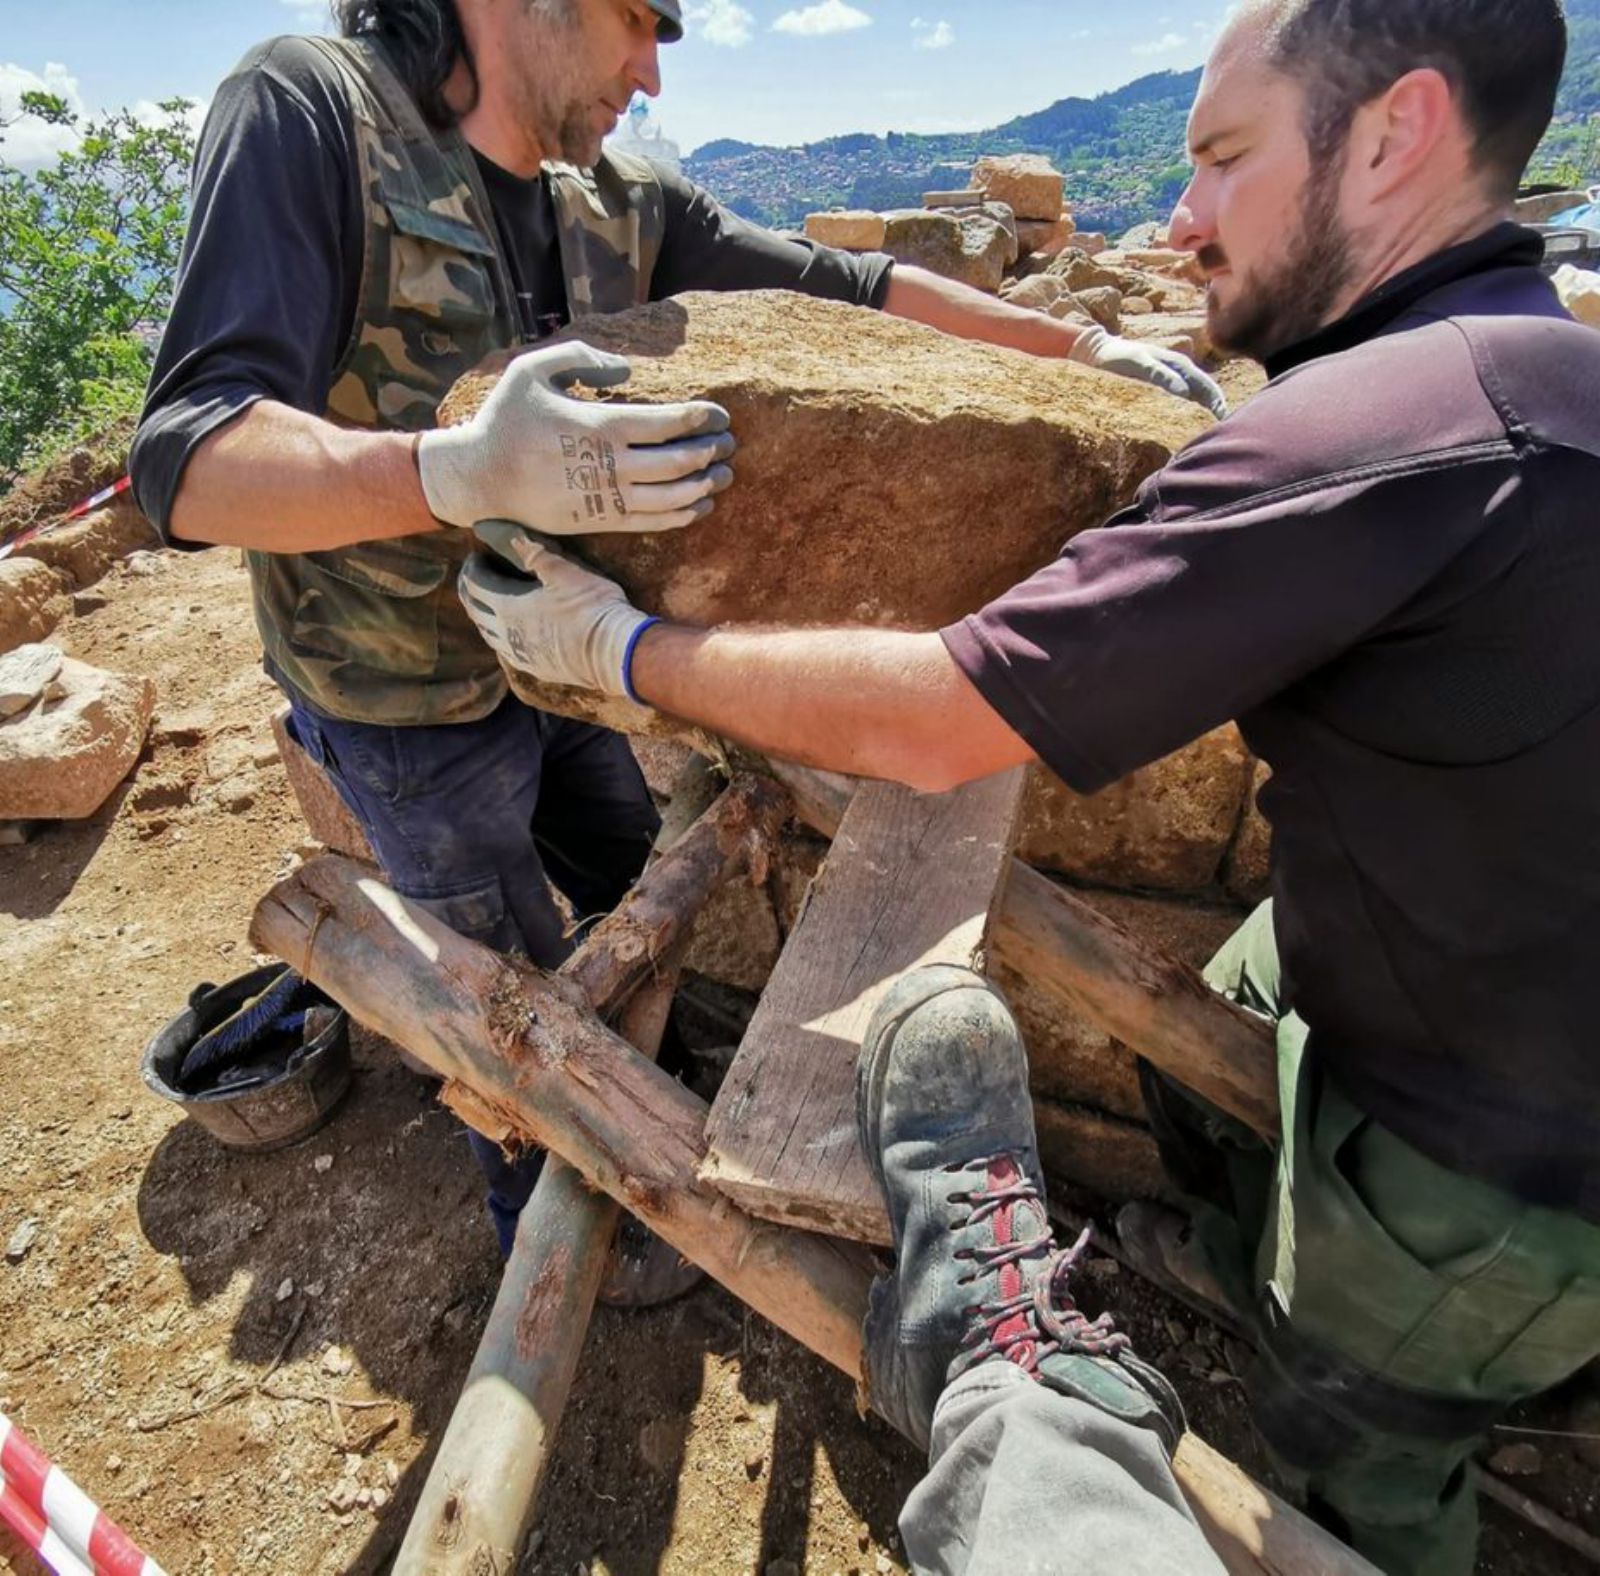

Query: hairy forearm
left=630, top=622, right=1034, bottom=793
left=884, top=263, right=1086, bottom=359
left=168, top=400, right=439, bottom=551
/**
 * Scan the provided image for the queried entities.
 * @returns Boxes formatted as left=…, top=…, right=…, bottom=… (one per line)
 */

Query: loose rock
left=0, top=558, right=70, bottom=655
left=1487, top=1442, right=1544, bottom=1477
left=0, top=657, right=156, bottom=821
left=803, top=210, right=886, bottom=251
left=973, top=154, right=1065, bottom=221
left=0, top=643, right=65, bottom=720
left=880, top=210, right=1010, bottom=293
left=10, top=501, right=158, bottom=591
left=6, top=1218, right=39, bottom=1264
left=443, top=290, right=1209, bottom=736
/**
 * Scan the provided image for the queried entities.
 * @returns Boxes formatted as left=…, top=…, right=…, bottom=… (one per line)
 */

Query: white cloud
left=1131, top=31, right=1186, bottom=56
left=686, top=0, right=756, bottom=47
left=0, top=62, right=87, bottom=168
left=911, top=18, right=955, bottom=50
left=772, top=0, right=873, bottom=38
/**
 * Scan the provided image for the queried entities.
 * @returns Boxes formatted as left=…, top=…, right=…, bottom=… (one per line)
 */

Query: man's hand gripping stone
left=417, top=340, right=735, bottom=534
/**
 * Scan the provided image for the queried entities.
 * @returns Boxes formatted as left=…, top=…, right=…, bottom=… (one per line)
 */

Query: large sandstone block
left=973, top=154, right=1065, bottom=222
left=881, top=210, right=1011, bottom=293
left=12, top=501, right=159, bottom=590
left=270, top=706, right=376, bottom=861
left=1017, top=725, right=1254, bottom=893
left=995, top=888, right=1243, bottom=1122
left=1223, top=759, right=1273, bottom=904
left=0, top=656, right=155, bottom=819
left=803, top=210, right=886, bottom=251
left=0, top=557, right=70, bottom=654
left=442, top=290, right=1209, bottom=734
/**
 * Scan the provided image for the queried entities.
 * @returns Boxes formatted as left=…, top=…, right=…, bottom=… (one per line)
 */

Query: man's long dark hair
left=334, top=0, right=476, bottom=127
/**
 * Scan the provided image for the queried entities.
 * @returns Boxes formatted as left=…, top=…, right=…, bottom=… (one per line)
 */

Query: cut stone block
left=441, top=290, right=1210, bottom=733
left=881, top=209, right=1011, bottom=293
left=0, top=558, right=70, bottom=655
left=995, top=887, right=1244, bottom=1122
left=0, top=656, right=154, bottom=819
left=922, top=189, right=985, bottom=208
left=973, top=154, right=1065, bottom=221
left=1016, top=215, right=1076, bottom=258
left=803, top=210, right=886, bottom=251
left=1034, top=1099, right=1173, bottom=1203
left=1017, top=725, right=1254, bottom=893
left=1224, top=759, right=1273, bottom=905
left=270, top=706, right=375, bottom=861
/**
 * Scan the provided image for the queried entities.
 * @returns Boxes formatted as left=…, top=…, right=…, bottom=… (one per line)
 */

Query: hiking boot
left=1115, top=1201, right=1243, bottom=1332
left=857, top=964, right=1184, bottom=1453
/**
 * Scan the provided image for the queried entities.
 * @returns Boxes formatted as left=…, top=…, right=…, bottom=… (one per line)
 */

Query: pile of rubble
left=803, top=152, right=1216, bottom=363
left=0, top=498, right=161, bottom=831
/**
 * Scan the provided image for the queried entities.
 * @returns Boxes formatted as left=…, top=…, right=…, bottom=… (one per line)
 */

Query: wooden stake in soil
left=393, top=760, right=749, bottom=1576
left=250, top=848, right=1377, bottom=1576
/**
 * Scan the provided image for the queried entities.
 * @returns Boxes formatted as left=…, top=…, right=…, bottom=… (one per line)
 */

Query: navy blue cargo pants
left=282, top=690, right=660, bottom=1252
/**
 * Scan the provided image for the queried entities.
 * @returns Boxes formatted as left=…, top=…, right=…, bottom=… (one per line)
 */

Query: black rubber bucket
left=141, top=963, right=352, bottom=1153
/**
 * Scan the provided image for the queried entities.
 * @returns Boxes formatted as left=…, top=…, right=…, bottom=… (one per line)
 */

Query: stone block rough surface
left=0, top=656, right=155, bottom=819
left=881, top=210, right=1010, bottom=293
left=0, top=558, right=71, bottom=654
left=973, top=154, right=1065, bottom=222
left=803, top=210, right=886, bottom=251
left=1017, top=725, right=1254, bottom=893
left=440, top=291, right=1210, bottom=730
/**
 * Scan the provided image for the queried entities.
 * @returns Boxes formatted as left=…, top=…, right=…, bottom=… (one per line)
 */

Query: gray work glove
left=417, top=340, right=735, bottom=534
left=1068, top=325, right=1229, bottom=420
left=459, top=521, right=652, bottom=700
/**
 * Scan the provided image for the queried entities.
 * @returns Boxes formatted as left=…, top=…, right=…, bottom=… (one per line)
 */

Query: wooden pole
left=392, top=974, right=680, bottom=1576
left=761, top=760, right=1282, bottom=1139
left=250, top=857, right=1376, bottom=1576
left=393, top=759, right=732, bottom=1575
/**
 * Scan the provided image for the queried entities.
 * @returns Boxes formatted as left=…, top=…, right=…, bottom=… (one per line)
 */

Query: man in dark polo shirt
left=131, top=0, right=1222, bottom=1281
left=461, top=0, right=1600, bottom=1568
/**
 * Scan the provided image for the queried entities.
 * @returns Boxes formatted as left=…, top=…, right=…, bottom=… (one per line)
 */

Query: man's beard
left=1204, top=163, right=1358, bottom=363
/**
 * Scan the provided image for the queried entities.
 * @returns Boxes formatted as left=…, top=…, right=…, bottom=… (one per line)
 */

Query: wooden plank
left=701, top=770, right=1027, bottom=1243
left=760, top=759, right=1282, bottom=1141
left=249, top=853, right=1380, bottom=1576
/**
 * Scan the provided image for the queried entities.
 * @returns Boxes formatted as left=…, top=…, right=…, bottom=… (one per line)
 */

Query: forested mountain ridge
left=685, top=17, right=1600, bottom=236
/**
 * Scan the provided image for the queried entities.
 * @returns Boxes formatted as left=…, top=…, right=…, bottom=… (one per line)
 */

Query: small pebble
left=1163, top=1317, right=1188, bottom=1345
left=1488, top=1442, right=1544, bottom=1477
left=107, top=1455, right=123, bottom=1473
left=743, top=1446, right=766, bottom=1479
left=305, top=1281, right=325, bottom=1298
left=6, top=1219, right=39, bottom=1264
left=383, top=1460, right=400, bottom=1487
left=326, top=1481, right=358, bottom=1513
left=876, top=1557, right=895, bottom=1576
left=313, top=1155, right=333, bottom=1174
left=322, top=1346, right=353, bottom=1377
left=356, top=1487, right=373, bottom=1509
left=275, top=1277, right=294, bottom=1302
left=371, top=1486, right=389, bottom=1510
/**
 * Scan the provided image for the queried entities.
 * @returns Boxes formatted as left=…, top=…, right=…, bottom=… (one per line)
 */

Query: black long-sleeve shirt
left=132, top=35, right=892, bottom=536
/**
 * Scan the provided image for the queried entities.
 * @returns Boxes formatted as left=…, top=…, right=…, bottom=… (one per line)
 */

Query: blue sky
left=1, top=0, right=1223, bottom=159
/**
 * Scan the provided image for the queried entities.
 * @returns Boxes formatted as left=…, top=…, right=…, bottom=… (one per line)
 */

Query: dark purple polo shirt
left=945, top=225, right=1600, bottom=1219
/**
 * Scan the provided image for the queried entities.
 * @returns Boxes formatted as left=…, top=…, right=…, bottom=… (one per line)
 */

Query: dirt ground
left=2, top=541, right=1597, bottom=1575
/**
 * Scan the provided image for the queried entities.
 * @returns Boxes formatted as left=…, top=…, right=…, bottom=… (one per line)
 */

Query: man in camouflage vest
left=131, top=0, right=1224, bottom=1275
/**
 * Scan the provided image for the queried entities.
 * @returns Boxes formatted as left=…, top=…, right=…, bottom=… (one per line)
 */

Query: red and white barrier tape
left=0, top=475, right=132, bottom=562
left=0, top=1415, right=165, bottom=1576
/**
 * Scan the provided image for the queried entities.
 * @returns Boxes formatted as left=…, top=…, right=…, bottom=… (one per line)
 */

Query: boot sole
left=855, top=965, right=999, bottom=1204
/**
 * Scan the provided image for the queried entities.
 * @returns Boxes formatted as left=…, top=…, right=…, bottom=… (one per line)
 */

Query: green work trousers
left=1143, top=901, right=1600, bottom=1576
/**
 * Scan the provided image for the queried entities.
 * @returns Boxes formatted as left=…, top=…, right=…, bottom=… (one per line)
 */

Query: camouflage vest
left=249, top=36, right=665, bottom=725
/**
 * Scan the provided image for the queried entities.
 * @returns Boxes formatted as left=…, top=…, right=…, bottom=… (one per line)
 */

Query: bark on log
left=392, top=973, right=680, bottom=1576
left=392, top=760, right=719, bottom=1576
left=762, top=759, right=1282, bottom=1139
left=250, top=857, right=1373, bottom=1576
